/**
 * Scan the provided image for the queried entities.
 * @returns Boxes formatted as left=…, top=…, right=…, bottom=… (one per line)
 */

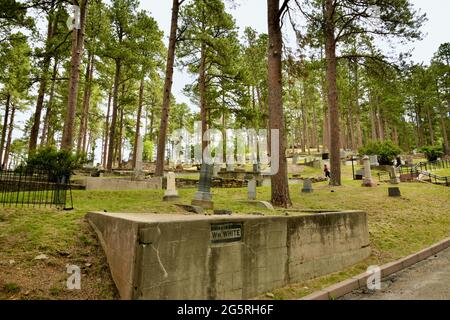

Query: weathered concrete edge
left=300, top=237, right=450, bottom=300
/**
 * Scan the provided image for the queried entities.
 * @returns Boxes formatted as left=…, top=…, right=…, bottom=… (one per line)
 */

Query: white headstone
left=369, top=155, right=379, bottom=166
left=163, top=172, right=179, bottom=201
left=248, top=178, right=257, bottom=200
left=362, top=156, right=376, bottom=187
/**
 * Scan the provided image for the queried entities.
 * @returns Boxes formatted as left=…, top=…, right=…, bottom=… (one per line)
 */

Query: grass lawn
left=433, top=168, right=450, bottom=177
left=0, top=163, right=449, bottom=300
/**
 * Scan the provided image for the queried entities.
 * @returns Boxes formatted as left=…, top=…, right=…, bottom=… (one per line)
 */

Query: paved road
left=342, top=246, right=450, bottom=300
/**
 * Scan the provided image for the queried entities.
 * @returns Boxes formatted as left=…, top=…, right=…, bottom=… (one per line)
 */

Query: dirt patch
left=0, top=219, right=118, bottom=300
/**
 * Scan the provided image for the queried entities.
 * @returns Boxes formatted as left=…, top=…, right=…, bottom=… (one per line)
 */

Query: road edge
left=299, top=237, right=450, bottom=300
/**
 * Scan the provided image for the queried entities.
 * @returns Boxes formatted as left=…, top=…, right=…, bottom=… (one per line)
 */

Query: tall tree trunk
left=117, top=82, right=126, bottom=168
left=107, top=59, right=121, bottom=171
left=312, top=102, right=319, bottom=151
left=416, top=106, right=425, bottom=147
left=0, top=93, right=10, bottom=166
left=133, top=76, right=145, bottom=169
left=155, top=0, right=182, bottom=176
left=301, top=87, right=309, bottom=153
left=354, top=62, right=363, bottom=148
left=348, top=111, right=355, bottom=150
left=102, top=88, right=112, bottom=166
left=149, top=109, right=154, bottom=141
left=118, top=97, right=124, bottom=168
left=324, top=0, right=341, bottom=186
left=3, top=102, right=15, bottom=169
left=41, top=60, right=58, bottom=147
left=29, top=2, right=57, bottom=152
left=199, top=42, right=208, bottom=156
left=426, top=105, right=435, bottom=145
left=440, top=106, right=449, bottom=155
left=267, top=0, right=291, bottom=207
left=61, top=0, right=88, bottom=150
left=370, top=104, right=377, bottom=141
left=77, top=52, right=95, bottom=154
left=376, top=103, right=384, bottom=141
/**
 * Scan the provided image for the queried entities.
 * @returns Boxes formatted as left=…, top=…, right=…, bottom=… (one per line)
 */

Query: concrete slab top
left=88, top=210, right=363, bottom=224
left=89, top=211, right=269, bottom=223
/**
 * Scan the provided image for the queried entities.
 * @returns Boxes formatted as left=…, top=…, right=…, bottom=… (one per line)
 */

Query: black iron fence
left=398, top=159, right=450, bottom=186
left=414, top=159, right=450, bottom=172
left=0, top=167, right=73, bottom=210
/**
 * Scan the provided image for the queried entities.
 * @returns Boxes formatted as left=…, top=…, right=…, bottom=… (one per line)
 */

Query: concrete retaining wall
left=86, top=211, right=370, bottom=300
left=79, top=177, right=162, bottom=191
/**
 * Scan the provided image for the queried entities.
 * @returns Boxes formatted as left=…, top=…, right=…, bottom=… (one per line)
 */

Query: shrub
left=419, top=145, right=444, bottom=162
left=23, top=147, right=86, bottom=177
left=359, top=141, right=402, bottom=165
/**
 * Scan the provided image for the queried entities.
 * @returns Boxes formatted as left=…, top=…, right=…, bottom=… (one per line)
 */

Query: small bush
left=419, top=145, right=444, bottom=162
left=23, top=147, right=87, bottom=177
left=2, top=283, right=20, bottom=294
left=359, top=141, right=402, bottom=165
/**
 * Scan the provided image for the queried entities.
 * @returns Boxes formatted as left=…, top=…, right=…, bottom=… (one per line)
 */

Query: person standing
left=324, top=164, right=331, bottom=179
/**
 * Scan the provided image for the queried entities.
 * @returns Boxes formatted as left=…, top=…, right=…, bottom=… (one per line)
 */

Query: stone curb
left=300, top=238, right=450, bottom=300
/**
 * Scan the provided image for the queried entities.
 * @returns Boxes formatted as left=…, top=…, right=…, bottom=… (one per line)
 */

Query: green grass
left=2, top=283, right=20, bottom=294
left=433, top=168, right=450, bottom=177
left=0, top=162, right=448, bottom=300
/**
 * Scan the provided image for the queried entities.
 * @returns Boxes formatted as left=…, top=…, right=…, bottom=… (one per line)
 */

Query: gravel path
left=342, top=246, right=450, bottom=300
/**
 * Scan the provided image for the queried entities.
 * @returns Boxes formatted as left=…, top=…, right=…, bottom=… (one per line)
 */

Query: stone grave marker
left=355, top=169, right=364, bottom=180
left=302, top=179, right=314, bottom=193
left=388, top=187, right=401, bottom=197
left=192, top=163, right=214, bottom=209
left=369, top=155, right=379, bottom=167
left=362, top=156, right=376, bottom=187
left=163, top=172, right=179, bottom=201
left=389, top=166, right=400, bottom=184
left=248, top=178, right=257, bottom=200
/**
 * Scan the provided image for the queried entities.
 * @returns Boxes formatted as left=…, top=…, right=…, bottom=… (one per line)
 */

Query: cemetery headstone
left=362, top=156, right=376, bottom=187
left=163, top=172, right=179, bottom=201
left=226, top=163, right=234, bottom=172
left=302, top=179, right=314, bottom=193
left=248, top=178, right=257, bottom=200
left=388, top=187, right=401, bottom=197
left=292, top=154, right=299, bottom=165
left=355, top=169, right=364, bottom=180
left=389, top=166, right=400, bottom=184
left=369, top=155, right=379, bottom=167
left=192, top=163, right=214, bottom=209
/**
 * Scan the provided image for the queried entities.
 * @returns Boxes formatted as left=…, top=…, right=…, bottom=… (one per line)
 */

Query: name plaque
left=211, top=223, right=243, bottom=244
